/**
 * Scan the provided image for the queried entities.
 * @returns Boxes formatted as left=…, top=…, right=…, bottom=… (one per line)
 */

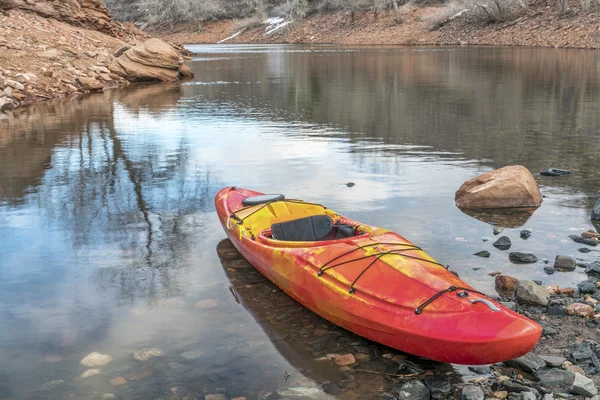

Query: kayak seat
left=271, top=215, right=356, bottom=242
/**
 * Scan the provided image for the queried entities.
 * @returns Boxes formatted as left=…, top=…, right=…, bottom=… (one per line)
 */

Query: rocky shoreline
left=0, top=1, right=193, bottom=114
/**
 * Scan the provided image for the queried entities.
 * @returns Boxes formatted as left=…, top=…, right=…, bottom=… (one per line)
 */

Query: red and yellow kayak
left=215, top=187, right=541, bottom=365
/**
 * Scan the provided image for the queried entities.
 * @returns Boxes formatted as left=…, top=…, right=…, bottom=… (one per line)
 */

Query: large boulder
left=455, top=166, right=543, bottom=209
left=109, top=39, right=193, bottom=82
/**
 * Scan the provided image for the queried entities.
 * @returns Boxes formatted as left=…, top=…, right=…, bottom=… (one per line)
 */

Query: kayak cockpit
left=226, top=195, right=374, bottom=245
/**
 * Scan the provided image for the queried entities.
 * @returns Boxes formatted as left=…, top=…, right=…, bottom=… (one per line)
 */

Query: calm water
left=1, top=44, right=600, bottom=399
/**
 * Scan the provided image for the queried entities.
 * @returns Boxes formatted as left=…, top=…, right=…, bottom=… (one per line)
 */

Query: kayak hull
left=215, top=187, right=542, bottom=365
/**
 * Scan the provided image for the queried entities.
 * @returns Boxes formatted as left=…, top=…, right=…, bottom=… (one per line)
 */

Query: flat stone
left=81, top=369, right=102, bottom=378
left=509, top=252, right=538, bottom=264
left=539, top=355, right=566, bottom=367
left=515, top=280, right=549, bottom=306
left=501, top=301, right=516, bottom=311
left=535, top=369, right=574, bottom=388
left=40, top=48, right=60, bottom=59
left=554, top=256, right=577, bottom=271
left=570, top=372, right=598, bottom=396
left=133, top=347, right=165, bottom=361
left=80, top=352, right=112, bottom=367
left=474, top=251, right=490, bottom=258
left=521, top=393, right=536, bottom=400
left=102, top=394, right=116, bottom=399
left=396, top=379, right=430, bottom=400
left=110, top=376, right=127, bottom=386
left=504, top=352, right=546, bottom=372
left=4, top=79, right=24, bottom=90
left=493, top=227, right=504, bottom=235
left=334, top=354, right=356, bottom=366
left=493, top=236, right=512, bottom=251
left=424, top=374, right=452, bottom=399
left=461, top=384, right=484, bottom=400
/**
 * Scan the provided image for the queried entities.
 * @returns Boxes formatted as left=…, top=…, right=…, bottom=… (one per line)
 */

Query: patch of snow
left=263, top=18, right=292, bottom=36
left=217, top=29, right=244, bottom=44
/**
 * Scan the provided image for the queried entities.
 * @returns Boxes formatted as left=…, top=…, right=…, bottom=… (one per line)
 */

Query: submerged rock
left=540, top=168, right=571, bottom=177
left=277, top=386, right=324, bottom=397
left=133, top=347, right=165, bottom=361
left=424, top=374, right=451, bottom=399
left=455, top=166, right=542, bottom=209
left=81, top=369, right=101, bottom=378
left=509, top=252, right=538, bottom=264
left=520, top=230, right=532, bottom=239
left=515, top=280, right=549, bottom=306
left=569, top=235, right=598, bottom=247
left=473, top=251, right=490, bottom=258
left=544, top=266, right=556, bottom=275
left=80, top=352, right=112, bottom=367
left=396, top=379, right=430, bottom=400
left=493, top=236, right=512, bottom=251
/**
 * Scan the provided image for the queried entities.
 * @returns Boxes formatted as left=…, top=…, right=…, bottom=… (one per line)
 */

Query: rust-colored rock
left=495, top=275, right=519, bottom=298
left=455, top=166, right=542, bottom=209
left=109, top=39, right=192, bottom=82
left=565, top=303, right=594, bottom=317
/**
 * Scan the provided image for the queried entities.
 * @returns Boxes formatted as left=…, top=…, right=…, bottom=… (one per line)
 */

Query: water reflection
left=459, top=208, right=537, bottom=228
left=1, top=44, right=600, bottom=399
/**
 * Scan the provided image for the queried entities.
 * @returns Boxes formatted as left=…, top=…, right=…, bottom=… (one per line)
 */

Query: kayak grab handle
left=469, top=298, right=500, bottom=312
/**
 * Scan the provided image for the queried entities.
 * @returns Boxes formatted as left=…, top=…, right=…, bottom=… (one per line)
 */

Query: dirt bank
left=155, top=1, right=600, bottom=49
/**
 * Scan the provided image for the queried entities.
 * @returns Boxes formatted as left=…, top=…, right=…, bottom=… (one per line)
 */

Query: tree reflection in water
left=1, top=83, right=219, bottom=304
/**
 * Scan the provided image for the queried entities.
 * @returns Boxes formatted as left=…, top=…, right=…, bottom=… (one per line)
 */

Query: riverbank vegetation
left=105, top=0, right=596, bottom=29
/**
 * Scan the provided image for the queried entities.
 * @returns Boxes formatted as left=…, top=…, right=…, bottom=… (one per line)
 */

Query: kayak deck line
left=414, top=285, right=489, bottom=315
